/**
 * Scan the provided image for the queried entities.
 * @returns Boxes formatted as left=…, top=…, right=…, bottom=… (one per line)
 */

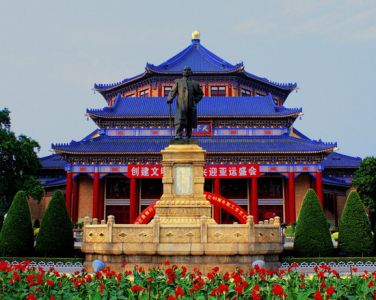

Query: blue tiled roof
left=322, top=176, right=351, bottom=187
left=40, top=177, right=66, bottom=188
left=94, top=38, right=297, bottom=92
left=292, top=128, right=310, bottom=140
left=81, top=129, right=100, bottom=141
left=322, top=152, right=361, bottom=168
left=39, top=154, right=66, bottom=169
left=146, top=39, right=241, bottom=73
left=52, top=135, right=336, bottom=155
left=87, top=94, right=302, bottom=118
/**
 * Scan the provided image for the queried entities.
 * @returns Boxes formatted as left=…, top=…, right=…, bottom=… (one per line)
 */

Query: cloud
left=351, top=26, right=376, bottom=42
left=233, top=19, right=274, bottom=35
left=232, top=2, right=376, bottom=43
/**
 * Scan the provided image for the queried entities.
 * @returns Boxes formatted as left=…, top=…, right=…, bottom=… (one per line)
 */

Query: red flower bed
left=0, top=260, right=376, bottom=299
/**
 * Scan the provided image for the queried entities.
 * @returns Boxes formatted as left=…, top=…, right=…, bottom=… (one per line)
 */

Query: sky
left=0, top=0, right=375, bottom=158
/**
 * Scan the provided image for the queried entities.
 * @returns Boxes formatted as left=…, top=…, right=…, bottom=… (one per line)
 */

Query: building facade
left=40, top=32, right=361, bottom=227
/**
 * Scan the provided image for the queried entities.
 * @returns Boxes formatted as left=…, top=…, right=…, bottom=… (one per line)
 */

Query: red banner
left=204, top=164, right=260, bottom=178
left=128, top=164, right=260, bottom=178
left=128, top=165, right=164, bottom=178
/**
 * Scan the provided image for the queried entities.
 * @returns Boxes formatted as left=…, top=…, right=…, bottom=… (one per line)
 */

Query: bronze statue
left=167, top=66, right=204, bottom=139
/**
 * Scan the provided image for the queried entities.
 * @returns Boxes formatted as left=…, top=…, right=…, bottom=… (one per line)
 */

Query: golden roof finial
left=192, top=30, right=200, bottom=40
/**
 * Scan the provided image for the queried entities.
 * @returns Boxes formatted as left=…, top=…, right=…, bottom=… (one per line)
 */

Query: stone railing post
left=247, top=215, right=255, bottom=243
left=83, top=216, right=91, bottom=243
left=107, top=215, right=115, bottom=243
left=153, top=215, right=160, bottom=243
left=200, top=216, right=208, bottom=243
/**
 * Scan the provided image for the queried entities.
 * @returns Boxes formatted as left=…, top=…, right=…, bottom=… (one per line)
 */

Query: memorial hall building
left=39, top=32, right=361, bottom=227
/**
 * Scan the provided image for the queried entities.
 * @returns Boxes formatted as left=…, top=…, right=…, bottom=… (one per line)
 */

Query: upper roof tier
left=87, top=94, right=302, bottom=119
left=52, top=135, right=336, bottom=155
left=145, top=38, right=243, bottom=73
left=93, top=33, right=297, bottom=95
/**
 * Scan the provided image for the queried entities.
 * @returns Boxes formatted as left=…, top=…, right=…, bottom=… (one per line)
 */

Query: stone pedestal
left=81, top=143, right=283, bottom=272
left=156, top=144, right=214, bottom=224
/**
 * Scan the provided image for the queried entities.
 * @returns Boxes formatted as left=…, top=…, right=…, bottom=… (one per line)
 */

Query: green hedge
left=339, top=190, right=374, bottom=256
left=294, top=189, right=334, bottom=257
left=36, top=190, right=74, bottom=257
left=0, top=191, right=34, bottom=256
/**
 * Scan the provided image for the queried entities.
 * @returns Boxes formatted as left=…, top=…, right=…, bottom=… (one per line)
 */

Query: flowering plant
left=0, top=260, right=375, bottom=299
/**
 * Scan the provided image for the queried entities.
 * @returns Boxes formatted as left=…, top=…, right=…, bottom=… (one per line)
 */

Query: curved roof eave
left=93, top=70, right=149, bottom=93
left=87, top=112, right=302, bottom=120
left=54, top=148, right=335, bottom=156
left=242, top=71, right=297, bottom=91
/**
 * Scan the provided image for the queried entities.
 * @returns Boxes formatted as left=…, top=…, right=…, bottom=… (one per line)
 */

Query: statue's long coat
left=167, top=78, right=203, bottom=128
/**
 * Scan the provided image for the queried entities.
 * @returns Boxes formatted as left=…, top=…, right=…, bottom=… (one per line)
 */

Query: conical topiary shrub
left=339, top=190, right=374, bottom=256
left=0, top=191, right=34, bottom=256
left=35, top=190, right=74, bottom=257
left=294, top=188, right=334, bottom=257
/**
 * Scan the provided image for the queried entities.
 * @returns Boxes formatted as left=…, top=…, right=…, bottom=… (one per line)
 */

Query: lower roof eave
left=88, top=114, right=301, bottom=120
left=54, top=149, right=335, bottom=156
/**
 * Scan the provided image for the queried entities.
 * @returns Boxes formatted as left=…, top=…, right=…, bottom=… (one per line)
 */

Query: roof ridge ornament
left=191, top=30, right=200, bottom=42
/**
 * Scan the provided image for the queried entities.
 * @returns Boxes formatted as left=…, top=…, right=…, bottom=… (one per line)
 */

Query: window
left=126, top=93, right=135, bottom=98
left=140, top=179, right=163, bottom=200
left=220, top=179, right=248, bottom=199
left=163, top=86, right=172, bottom=97
left=139, top=89, right=149, bottom=97
left=106, top=177, right=130, bottom=199
left=210, top=86, right=226, bottom=96
left=255, top=92, right=265, bottom=97
left=241, top=88, right=252, bottom=96
left=258, top=177, right=283, bottom=199
left=204, top=179, right=213, bottom=193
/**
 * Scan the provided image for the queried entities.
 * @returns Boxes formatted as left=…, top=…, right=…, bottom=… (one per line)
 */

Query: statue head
left=183, top=66, right=192, bottom=78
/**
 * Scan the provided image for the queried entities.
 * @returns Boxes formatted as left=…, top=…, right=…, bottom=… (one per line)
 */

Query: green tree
left=339, top=190, right=374, bottom=256
left=36, top=190, right=74, bottom=257
left=0, top=191, right=34, bottom=256
left=294, top=188, right=334, bottom=257
left=0, top=108, right=43, bottom=226
left=352, top=157, right=376, bottom=224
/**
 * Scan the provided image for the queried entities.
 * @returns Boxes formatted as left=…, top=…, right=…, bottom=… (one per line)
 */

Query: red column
left=158, top=85, right=162, bottom=97
left=288, top=172, right=296, bottom=223
left=92, top=171, right=100, bottom=219
left=284, top=177, right=290, bottom=224
left=251, top=177, right=258, bottom=223
left=149, top=86, right=153, bottom=97
left=227, top=85, right=232, bottom=97
left=72, top=177, right=79, bottom=222
left=98, top=179, right=105, bottom=221
left=213, top=178, right=221, bottom=223
left=316, top=171, right=323, bottom=207
left=129, top=178, right=138, bottom=224
left=205, top=85, right=209, bottom=96
left=65, top=171, right=73, bottom=217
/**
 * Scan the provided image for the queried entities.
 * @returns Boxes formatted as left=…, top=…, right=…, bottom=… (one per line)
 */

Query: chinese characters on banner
left=128, top=164, right=260, bottom=178
left=204, top=165, right=260, bottom=178
left=192, top=121, right=212, bottom=136
left=128, top=165, right=164, bottom=178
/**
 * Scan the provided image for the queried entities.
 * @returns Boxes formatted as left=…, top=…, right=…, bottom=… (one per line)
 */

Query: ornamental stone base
left=81, top=143, right=283, bottom=272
